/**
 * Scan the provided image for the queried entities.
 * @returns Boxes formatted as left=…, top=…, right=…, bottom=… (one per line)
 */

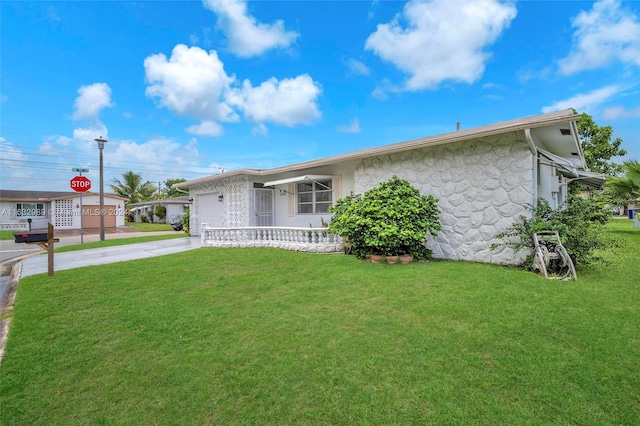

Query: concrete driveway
left=17, top=236, right=201, bottom=278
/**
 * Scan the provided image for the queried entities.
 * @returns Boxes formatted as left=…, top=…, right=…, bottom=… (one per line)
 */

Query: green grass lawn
left=0, top=230, right=17, bottom=240
left=125, top=222, right=175, bottom=232
left=55, top=234, right=187, bottom=253
left=1, top=221, right=638, bottom=424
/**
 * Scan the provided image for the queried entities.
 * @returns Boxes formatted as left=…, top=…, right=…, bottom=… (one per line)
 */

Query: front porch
left=200, top=226, right=344, bottom=253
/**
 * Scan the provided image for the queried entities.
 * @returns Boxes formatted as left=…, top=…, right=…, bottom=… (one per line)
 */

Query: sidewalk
left=17, top=236, right=202, bottom=278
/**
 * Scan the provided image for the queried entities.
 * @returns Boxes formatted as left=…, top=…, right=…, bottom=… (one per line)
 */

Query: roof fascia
left=174, top=169, right=262, bottom=188
left=176, top=109, right=580, bottom=189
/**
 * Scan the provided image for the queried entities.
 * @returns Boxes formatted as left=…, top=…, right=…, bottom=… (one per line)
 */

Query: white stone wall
left=354, top=132, right=534, bottom=264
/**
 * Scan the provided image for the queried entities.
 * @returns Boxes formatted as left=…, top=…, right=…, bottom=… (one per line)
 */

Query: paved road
left=0, top=243, right=40, bottom=264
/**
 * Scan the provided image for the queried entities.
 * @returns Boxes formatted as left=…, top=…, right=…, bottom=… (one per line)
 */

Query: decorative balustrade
left=0, top=222, right=29, bottom=230
left=201, top=225, right=343, bottom=253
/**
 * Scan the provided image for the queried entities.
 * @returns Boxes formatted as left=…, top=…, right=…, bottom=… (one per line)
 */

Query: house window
left=297, top=180, right=332, bottom=214
left=15, top=203, right=46, bottom=217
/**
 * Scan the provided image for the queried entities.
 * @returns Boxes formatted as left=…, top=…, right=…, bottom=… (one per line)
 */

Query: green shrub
left=328, top=175, right=441, bottom=259
left=140, top=214, right=148, bottom=223
left=182, top=207, right=190, bottom=233
left=155, top=205, right=166, bottom=223
left=493, top=194, right=611, bottom=267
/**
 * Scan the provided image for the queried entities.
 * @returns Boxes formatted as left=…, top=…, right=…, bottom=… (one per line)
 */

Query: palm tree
left=606, top=160, right=640, bottom=214
left=109, top=171, right=156, bottom=205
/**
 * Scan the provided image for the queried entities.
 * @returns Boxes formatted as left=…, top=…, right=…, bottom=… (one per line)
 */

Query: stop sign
left=70, top=175, right=91, bottom=192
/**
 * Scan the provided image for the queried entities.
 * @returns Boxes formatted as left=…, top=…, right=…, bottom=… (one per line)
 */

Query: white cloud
left=541, top=85, right=622, bottom=113
left=558, top=0, right=640, bottom=75
left=186, top=120, right=224, bottom=137
left=0, top=138, right=33, bottom=184
left=72, top=82, right=114, bottom=120
left=365, top=0, right=516, bottom=90
left=202, top=0, right=298, bottom=57
left=252, top=123, right=268, bottom=136
left=144, top=44, right=238, bottom=126
left=145, top=44, right=321, bottom=135
left=73, top=122, right=109, bottom=142
left=336, top=118, right=362, bottom=134
left=602, top=105, right=640, bottom=120
left=229, top=74, right=321, bottom=126
left=346, top=58, right=370, bottom=76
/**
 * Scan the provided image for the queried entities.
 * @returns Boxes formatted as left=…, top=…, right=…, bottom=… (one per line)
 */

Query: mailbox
left=14, top=230, right=49, bottom=244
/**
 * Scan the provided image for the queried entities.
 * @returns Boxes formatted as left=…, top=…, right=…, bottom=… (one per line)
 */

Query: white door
left=254, top=189, right=274, bottom=226
left=198, top=193, right=221, bottom=232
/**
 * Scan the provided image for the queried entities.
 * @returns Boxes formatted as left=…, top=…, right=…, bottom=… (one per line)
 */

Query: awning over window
left=538, top=149, right=605, bottom=188
left=263, top=175, right=332, bottom=187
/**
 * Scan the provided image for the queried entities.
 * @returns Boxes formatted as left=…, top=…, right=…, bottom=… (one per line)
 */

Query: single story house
left=175, top=109, right=604, bottom=264
left=129, top=196, right=190, bottom=224
left=0, top=190, right=128, bottom=231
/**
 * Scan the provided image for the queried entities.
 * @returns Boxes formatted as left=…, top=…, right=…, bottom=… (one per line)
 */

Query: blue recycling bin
left=629, top=209, right=634, bottom=219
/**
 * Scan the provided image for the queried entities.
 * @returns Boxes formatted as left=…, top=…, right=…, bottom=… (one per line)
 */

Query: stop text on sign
left=70, top=176, right=92, bottom=192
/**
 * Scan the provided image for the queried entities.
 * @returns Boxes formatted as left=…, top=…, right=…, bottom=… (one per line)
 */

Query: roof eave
left=176, top=109, right=581, bottom=189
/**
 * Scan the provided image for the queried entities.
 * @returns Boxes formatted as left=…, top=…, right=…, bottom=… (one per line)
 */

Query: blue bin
left=630, top=209, right=634, bottom=219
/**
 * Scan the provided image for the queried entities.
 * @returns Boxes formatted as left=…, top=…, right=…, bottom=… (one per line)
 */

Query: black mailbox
left=14, top=230, right=49, bottom=244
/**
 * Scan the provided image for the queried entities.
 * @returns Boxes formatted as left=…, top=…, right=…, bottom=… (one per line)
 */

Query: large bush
left=328, top=175, right=441, bottom=259
left=155, top=205, right=166, bottom=223
left=493, top=194, right=611, bottom=267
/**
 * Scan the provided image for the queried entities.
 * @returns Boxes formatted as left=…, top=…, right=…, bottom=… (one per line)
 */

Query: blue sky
left=1, top=0, right=639, bottom=192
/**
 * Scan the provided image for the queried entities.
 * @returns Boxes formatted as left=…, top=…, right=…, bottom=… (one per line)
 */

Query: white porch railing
left=201, top=225, right=343, bottom=253
left=0, top=222, right=29, bottom=230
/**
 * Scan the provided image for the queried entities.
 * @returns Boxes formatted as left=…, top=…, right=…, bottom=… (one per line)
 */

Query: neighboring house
left=0, top=190, right=128, bottom=230
left=175, top=109, right=604, bottom=264
left=129, top=196, right=190, bottom=224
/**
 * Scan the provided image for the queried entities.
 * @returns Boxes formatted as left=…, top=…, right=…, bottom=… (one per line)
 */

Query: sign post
left=71, top=169, right=90, bottom=244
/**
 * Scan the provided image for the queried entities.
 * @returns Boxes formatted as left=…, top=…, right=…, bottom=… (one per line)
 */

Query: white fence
left=201, top=226, right=343, bottom=253
left=0, top=222, right=29, bottom=231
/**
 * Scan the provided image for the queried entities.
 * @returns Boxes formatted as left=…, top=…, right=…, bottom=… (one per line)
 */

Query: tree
left=606, top=160, right=640, bottom=210
left=576, top=112, right=626, bottom=175
left=109, top=171, right=156, bottom=204
left=163, top=178, right=187, bottom=198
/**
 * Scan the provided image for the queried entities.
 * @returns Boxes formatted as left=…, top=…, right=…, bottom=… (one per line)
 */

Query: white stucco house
left=129, top=196, right=190, bottom=224
left=175, top=109, right=604, bottom=264
left=0, top=190, right=128, bottom=231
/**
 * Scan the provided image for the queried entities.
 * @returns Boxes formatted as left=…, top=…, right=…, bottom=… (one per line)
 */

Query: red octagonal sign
left=70, top=175, right=91, bottom=193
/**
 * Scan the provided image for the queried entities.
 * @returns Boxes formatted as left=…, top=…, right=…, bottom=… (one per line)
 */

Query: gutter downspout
left=525, top=128, right=538, bottom=209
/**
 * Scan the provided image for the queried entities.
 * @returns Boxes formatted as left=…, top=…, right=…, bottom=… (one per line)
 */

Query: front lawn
left=0, top=221, right=638, bottom=424
left=55, top=234, right=187, bottom=253
left=0, top=230, right=17, bottom=240
left=125, top=222, right=176, bottom=232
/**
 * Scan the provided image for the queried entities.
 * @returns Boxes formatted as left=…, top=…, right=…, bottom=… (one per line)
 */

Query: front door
left=254, top=189, right=274, bottom=226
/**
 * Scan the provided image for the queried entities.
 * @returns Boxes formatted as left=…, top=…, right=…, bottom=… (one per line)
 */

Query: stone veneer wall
left=189, top=174, right=253, bottom=234
left=354, top=132, right=534, bottom=264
